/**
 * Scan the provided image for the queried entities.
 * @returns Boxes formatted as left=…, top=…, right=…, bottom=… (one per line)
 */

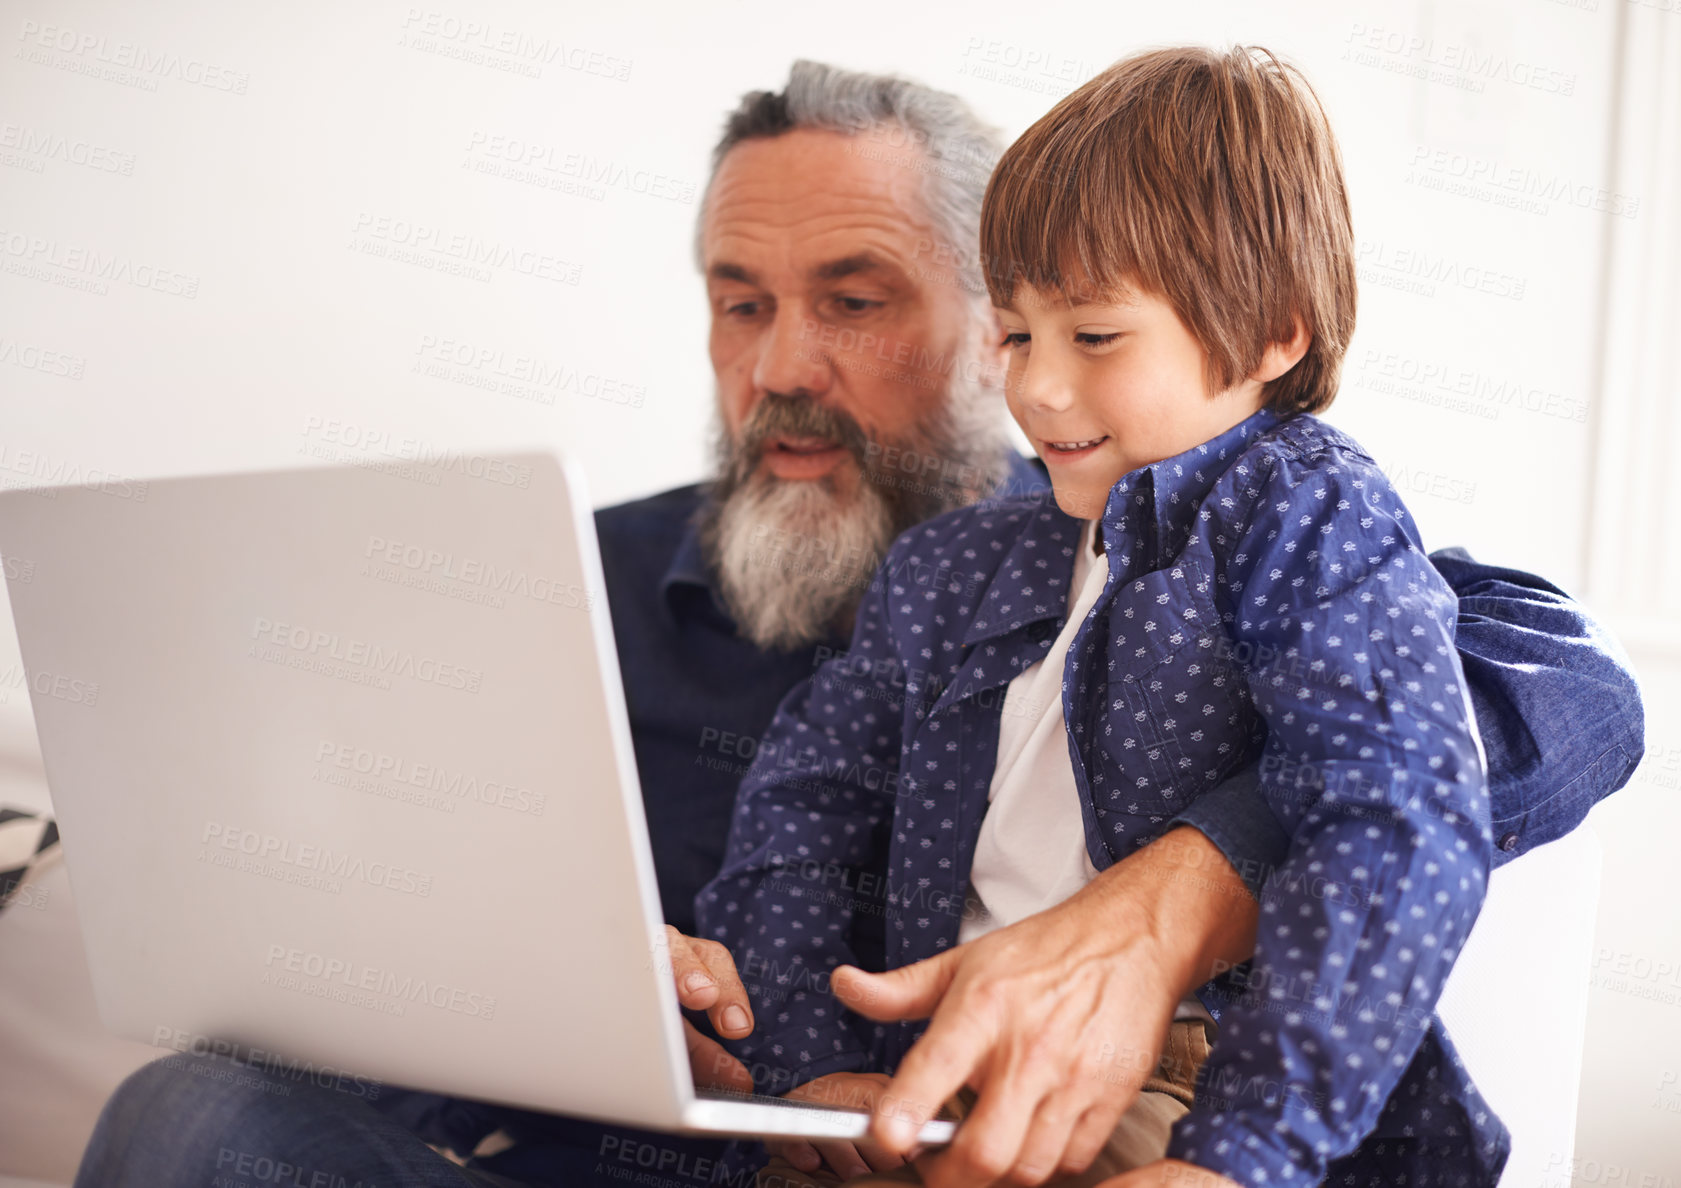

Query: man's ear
left=1252, top=314, right=1311, bottom=384
left=976, top=307, right=1011, bottom=380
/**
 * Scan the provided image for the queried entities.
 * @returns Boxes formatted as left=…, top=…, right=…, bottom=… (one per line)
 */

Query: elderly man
left=75, top=60, right=1640, bottom=1188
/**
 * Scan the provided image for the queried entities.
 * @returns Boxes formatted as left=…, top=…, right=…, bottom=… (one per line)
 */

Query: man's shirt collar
left=662, top=510, right=715, bottom=600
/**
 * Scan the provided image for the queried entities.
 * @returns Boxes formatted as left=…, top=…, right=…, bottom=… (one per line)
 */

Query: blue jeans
left=76, top=1052, right=532, bottom=1187
left=76, top=1052, right=752, bottom=1188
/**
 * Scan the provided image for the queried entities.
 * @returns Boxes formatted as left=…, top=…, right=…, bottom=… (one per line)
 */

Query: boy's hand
left=1098, top=1159, right=1243, bottom=1188
left=663, top=925, right=755, bottom=1092
left=765, top=1072, right=907, bottom=1179
left=829, top=827, right=1258, bottom=1188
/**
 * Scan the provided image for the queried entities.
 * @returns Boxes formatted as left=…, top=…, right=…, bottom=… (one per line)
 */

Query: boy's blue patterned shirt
left=700, top=408, right=1514, bottom=1183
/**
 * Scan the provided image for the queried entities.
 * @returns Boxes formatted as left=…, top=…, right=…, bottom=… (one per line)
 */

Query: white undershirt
left=959, top=517, right=1107, bottom=943
left=958, top=518, right=1211, bottom=1024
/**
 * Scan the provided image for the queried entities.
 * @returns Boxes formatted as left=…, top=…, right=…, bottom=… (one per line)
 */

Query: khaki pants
left=756, top=1020, right=1213, bottom=1188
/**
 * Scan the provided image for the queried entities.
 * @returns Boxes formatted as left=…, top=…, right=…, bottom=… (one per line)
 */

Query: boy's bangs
left=979, top=143, right=1149, bottom=312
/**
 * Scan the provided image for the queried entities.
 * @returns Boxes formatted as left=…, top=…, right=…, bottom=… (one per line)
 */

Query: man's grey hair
left=690, top=61, right=1019, bottom=651
left=692, top=59, right=1005, bottom=301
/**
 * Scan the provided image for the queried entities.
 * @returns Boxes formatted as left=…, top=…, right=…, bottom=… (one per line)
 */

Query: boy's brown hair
left=980, top=45, right=1356, bottom=415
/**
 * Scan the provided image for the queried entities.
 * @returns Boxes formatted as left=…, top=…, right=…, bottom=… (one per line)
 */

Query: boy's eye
left=999, top=331, right=1118, bottom=349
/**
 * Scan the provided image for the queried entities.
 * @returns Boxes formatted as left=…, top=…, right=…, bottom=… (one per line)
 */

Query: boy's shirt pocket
left=1076, top=551, right=1264, bottom=857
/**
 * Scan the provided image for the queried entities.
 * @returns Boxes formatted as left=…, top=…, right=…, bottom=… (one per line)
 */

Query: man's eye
left=723, top=300, right=761, bottom=317
left=1076, top=332, right=1121, bottom=346
left=833, top=296, right=882, bottom=315
left=1000, top=332, right=1029, bottom=348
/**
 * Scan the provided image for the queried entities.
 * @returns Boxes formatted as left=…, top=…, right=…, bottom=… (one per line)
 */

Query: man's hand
left=830, top=827, right=1258, bottom=1188
left=1099, top=1159, right=1243, bottom=1188
left=765, top=1072, right=907, bottom=1180
left=663, top=925, right=755, bottom=1093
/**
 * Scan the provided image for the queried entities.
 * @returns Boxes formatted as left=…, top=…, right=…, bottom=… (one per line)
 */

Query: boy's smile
left=995, top=280, right=1308, bottom=520
left=1042, top=435, right=1109, bottom=457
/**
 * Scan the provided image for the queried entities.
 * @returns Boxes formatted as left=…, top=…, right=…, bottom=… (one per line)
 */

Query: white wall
left=1, top=0, right=1675, bottom=1180
left=0, top=0, right=1620, bottom=558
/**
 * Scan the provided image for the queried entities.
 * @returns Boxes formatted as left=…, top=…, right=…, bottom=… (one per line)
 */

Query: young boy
left=697, top=46, right=1504, bottom=1185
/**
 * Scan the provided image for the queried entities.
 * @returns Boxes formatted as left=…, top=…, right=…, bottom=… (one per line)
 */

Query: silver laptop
left=0, top=449, right=953, bottom=1144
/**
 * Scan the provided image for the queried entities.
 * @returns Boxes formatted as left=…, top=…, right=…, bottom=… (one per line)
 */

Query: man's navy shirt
left=593, top=483, right=849, bottom=935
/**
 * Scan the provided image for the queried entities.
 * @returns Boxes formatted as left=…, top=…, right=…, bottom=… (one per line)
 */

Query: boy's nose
left=753, top=309, right=832, bottom=400
left=1017, top=354, right=1076, bottom=413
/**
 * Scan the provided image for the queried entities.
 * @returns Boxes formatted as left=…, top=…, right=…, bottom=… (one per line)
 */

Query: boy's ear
left=1252, top=314, right=1311, bottom=384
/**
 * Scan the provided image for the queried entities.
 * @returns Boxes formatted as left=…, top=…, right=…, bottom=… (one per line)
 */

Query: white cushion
left=0, top=851, right=156, bottom=1185
left=1437, top=826, right=1602, bottom=1185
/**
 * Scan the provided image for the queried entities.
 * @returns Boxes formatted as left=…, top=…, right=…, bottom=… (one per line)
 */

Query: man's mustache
left=735, top=394, right=871, bottom=475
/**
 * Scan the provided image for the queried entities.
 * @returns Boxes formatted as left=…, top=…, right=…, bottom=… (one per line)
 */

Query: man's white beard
left=704, top=320, right=1013, bottom=652
left=710, top=469, right=893, bottom=652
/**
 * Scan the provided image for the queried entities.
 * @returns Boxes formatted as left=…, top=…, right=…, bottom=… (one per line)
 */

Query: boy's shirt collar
left=961, top=501, right=1083, bottom=647
left=1098, top=405, right=1282, bottom=576
left=963, top=406, right=1283, bottom=650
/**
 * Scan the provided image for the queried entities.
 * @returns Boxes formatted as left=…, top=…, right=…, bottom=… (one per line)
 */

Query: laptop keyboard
left=695, top=1087, right=870, bottom=1115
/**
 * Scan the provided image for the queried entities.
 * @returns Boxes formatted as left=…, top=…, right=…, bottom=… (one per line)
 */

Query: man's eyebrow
left=706, top=261, right=758, bottom=286
left=706, top=253, right=901, bottom=287
left=811, top=252, right=895, bottom=282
